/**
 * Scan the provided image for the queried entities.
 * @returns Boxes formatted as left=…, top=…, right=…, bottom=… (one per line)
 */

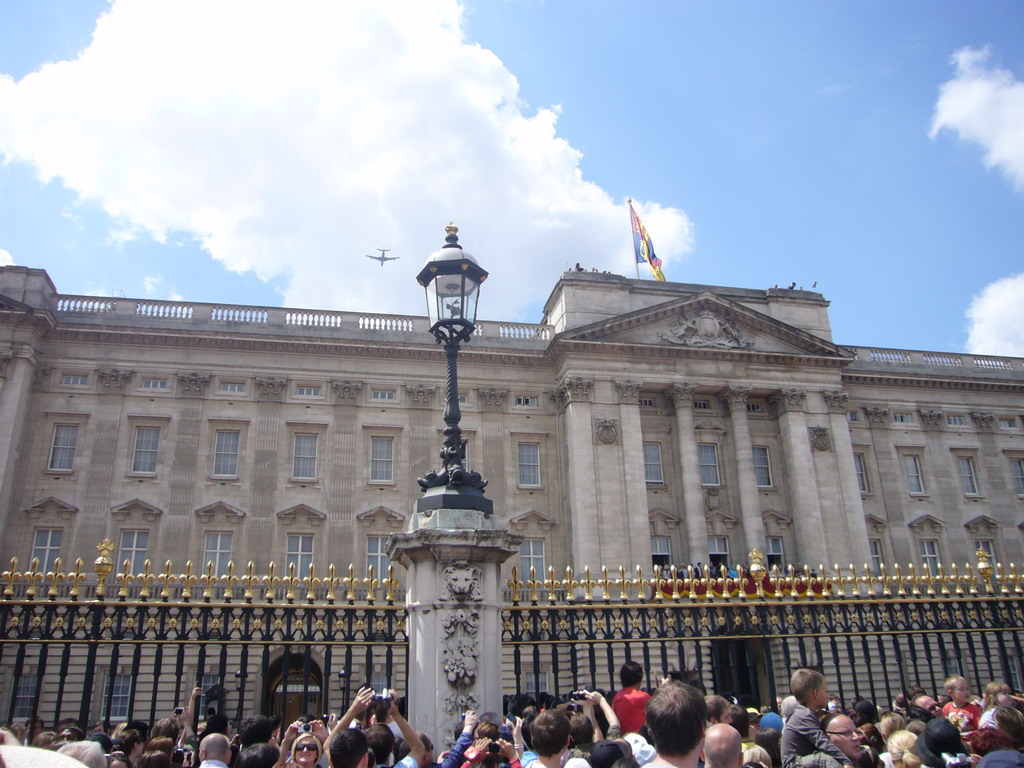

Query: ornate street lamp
left=414, top=223, right=492, bottom=525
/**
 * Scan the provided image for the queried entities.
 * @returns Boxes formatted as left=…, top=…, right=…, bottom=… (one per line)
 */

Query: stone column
left=614, top=379, right=656, bottom=570
left=0, top=351, right=38, bottom=534
left=558, top=376, right=600, bottom=567
left=822, top=391, right=870, bottom=568
left=721, top=387, right=765, bottom=557
left=770, top=389, right=828, bottom=568
left=389, top=528, right=521, bottom=746
left=667, top=384, right=709, bottom=564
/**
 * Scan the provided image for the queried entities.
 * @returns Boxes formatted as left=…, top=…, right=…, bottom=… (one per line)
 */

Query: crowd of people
left=2, top=663, right=1023, bottom=768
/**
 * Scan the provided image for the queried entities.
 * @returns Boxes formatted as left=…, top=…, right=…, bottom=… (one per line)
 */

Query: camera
left=571, top=692, right=587, bottom=701
left=487, top=743, right=501, bottom=754
left=942, top=754, right=971, bottom=768
left=300, top=723, right=313, bottom=733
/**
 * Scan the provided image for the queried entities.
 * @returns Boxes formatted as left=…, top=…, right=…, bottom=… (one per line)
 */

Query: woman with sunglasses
left=278, top=720, right=329, bottom=768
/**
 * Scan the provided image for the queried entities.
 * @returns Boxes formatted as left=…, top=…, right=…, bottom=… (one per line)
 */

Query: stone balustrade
left=848, top=346, right=1023, bottom=375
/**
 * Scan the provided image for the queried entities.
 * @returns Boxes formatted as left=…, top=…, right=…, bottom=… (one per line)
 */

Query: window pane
left=957, top=457, right=978, bottom=495
left=651, top=536, right=671, bottom=568
left=868, top=540, right=883, bottom=577
left=1013, top=459, right=1024, bottom=496
left=103, top=674, right=133, bottom=720
left=213, top=431, right=240, bottom=476
left=698, top=444, right=720, bottom=486
left=854, top=453, right=869, bottom=493
left=643, top=443, right=664, bottom=484
left=520, top=538, right=545, bottom=577
left=370, top=437, right=394, bottom=482
left=367, top=535, right=391, bottom=576
left=132, top=427, right=160, bottom=473
left=204, top=532, right=233, bottom=576
left=118, top=530, right=149, bottom=573
left=287, top=534, right=314, bottom=574
left=293, top=434, right=318, bottom=478
left=752, top=446, right=772, bottom=487
left=765, top=536, right=784, bottom=569
left=904, top=455, right=924, bottom=493
left=919, top=540, right=939, bottom=572
left=12, top=675, right=39, bottom=718
left=49, top=424, right=78, bottom=470
left=518, top=443, right=540, bottom=486
left=32, top=528, right=62, bottom=572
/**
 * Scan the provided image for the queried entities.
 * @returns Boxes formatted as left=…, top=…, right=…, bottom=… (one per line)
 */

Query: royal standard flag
left=629, top=201, right=666, bottom=281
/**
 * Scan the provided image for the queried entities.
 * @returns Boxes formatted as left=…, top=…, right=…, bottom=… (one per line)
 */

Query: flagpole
left=628, top=198, right=640, bottom=280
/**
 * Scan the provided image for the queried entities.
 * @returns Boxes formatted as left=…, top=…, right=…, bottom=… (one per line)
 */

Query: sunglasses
left=826, top=730, right=859, bottom=737
left=296, top=743, right=320, bottom=753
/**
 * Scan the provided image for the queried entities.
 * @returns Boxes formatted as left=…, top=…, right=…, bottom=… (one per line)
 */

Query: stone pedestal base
left=388, top=527, right=522, bottom=745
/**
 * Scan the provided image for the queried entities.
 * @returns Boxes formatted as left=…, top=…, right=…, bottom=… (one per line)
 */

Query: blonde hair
left=886, top=731, right=920, bottom=768
left=943, top=675, right=965, bottom=692
left=983, top=681, right=1012, bottom=710
left=744, top=746, right=772, bottom=768
left=878, top=712, right=906, bottom=741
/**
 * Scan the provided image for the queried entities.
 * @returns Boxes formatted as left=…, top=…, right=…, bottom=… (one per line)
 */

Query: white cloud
left=0, top=249, right=13, bottom=266
left=966, top=273, right=1024, bottom=356
left=931, top=47, right=1024, bottom=190
left=0, top=0, right=693, bottom=320
left=143, top=275, right=160, bottom=296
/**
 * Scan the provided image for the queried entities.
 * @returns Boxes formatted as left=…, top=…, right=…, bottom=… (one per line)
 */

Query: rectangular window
left=118, top=530, right=149, bottom=573
left=458, top=394, right=468, bottom=403
left=203, top=532, right=233, bottom=577
left=947, top=415, right=967, bottom=427
left=1012, top=459, right=1024, bottom=496
left=651, top=536, right=671, bottom=569
left=286, top=534, right=314, bottom=574
left=698, top=444, right=720, bottom=486
left=367, top=535, right=391, bottom=577
left=765, top=537, right=784, bottom=569
left=48, top=424, right=79, bottom=471
left=638, top=398, right=656, bottom=408
left=11, top=675, right=39, bottom=719
left=693, top=400, right=711, bottom=410
left=131, top=427, right=160, bottom=473
left=854, top=453, right=870, bottom=493
left=61, top=374, right=88, bottom=386
left=1008, top=657, right=1023, bottom=692
left=370, top=436, right=394, bottom=482
left=708, top=536, right=730, bottom=569
left=141, top=379, right=168, bottom=390
left=523, top=670, right=549, bottom=697
left=919, top=539, right=940, bottom=573
left=847, top=411, right=859, bottom=422
left=515, top=396, right=539, bottom=407
left=752, top=446, right=772, bottom=487
left=957, top=456, right=979, bottom=495
left=296, top=386, right=321, bottom=396
left=370, top=390, right=395, bottom=401
left=893, top=412, right=913, bottom=424
left=292, top=434, right=318, bottom=479
left=944, top=656, right=964, bottom=677
left=103, top=673, right=132, bottom=720
left=518, top=442, right=541, bottom=486
left=1000, top=418, right=1020, bottom=429
left=868, top=539, right=883, bottom=577
left=643, top=442, right=664, bottom=484
left=32, top=528, right=62, bottom=572
left=213, top=430, right=240, bottom=477
left=369, top=672, right=389, bottom=693
left=746, top=401, right=763, bottom=413
left=975, top=539, right=995, bottom=561
left=520, top=538, right=546, bottom=577
left=219, top=382, right=245, bottom=393
left=903, top=455, right=925, bottom=494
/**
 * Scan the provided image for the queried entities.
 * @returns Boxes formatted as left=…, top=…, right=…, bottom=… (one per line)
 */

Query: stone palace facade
left=1, top=264, right=1023, bottom=586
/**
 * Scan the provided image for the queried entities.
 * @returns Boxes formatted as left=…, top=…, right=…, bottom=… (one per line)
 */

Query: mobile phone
left=571, top=692, right=587, bottom=700
left=174, top=707, right=184, bottom=715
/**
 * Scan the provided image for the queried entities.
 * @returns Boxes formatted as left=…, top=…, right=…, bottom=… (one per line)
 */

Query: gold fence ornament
left=46, top=557, right=64, bottom=599
left=93, top=538, right=115, bottom=600
left=67, top=558, right=87, bottom=599
left=507, top=565, right=523, bottom=604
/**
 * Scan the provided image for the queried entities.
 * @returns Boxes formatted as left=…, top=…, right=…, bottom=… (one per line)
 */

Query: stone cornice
left=842, top=371, right=1024, bottom=394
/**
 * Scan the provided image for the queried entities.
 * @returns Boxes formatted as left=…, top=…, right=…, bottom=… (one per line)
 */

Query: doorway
left=265, top=653, right=323, bottom=723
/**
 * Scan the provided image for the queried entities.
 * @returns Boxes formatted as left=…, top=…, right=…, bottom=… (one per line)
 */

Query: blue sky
left=0, top=1, right=1021, bottom=355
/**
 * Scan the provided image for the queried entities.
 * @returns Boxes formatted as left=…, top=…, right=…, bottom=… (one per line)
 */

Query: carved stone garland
left=439, top=562, right=482, bottom=733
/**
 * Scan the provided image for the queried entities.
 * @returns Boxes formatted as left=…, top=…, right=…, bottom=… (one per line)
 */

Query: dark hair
left=728, top=706, right=749, bottom=740
left=620, top=662, right=645, bottom=689
left=611, top=758, right=641, bottom=768
left=705, top=696, right=732, bottom=723
left=239, top=715, right=277, bottom=747
left=569, top=713, right=593, bottom=745
left=149, top=718, right=181, bottom=742
left=755, top=728, right=782, bottom=768
left=970, top=729, right=1018, bottom=757
left=205, top=713, right=229, bottom=736
left=521, top=712, right=538, bottom=751
left=237, top=743, right=281, bottom=768
left=137, top=751, right=172, bottom=768
left=87, top=732, right=114, bottom=754
left=645, top=682, right=707, bottom=758
left=531, top=711, right=571, bottom=758
left=331, top=727, right=370, bottom=768
left=59, top=725, right=86, bottom=741
left=145, top=737, right=175, bottom=757
left=120, top=729, right=145, bottom=755
left=366, top=723, right=395, bottom=766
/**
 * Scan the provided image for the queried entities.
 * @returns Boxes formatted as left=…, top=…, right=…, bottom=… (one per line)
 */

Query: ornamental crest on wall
left=660, top=309, right=751, bottom=349
left=595, top=418, right=619, bottom=444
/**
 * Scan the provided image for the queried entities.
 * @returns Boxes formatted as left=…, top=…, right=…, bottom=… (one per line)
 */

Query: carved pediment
left=194, top=501, right=246, bottom=524
left=705, top=508, right=739, bottom=534
left=21, top=496, right=79, bottom=520
left=908, top=513, right=945, bottom=535
left=356, top=505, right=405, bottom=531
left=277, top=504, right=327, bottom=527
left=509, top=509, right=555, bottom=532
left=762, top=509, right=792, bottom=532
left=649, top=508, right=681, bottom=534
left=864, top=513, right=889, bottom=534
left=964, top=514, right=999, bottom=535
left=111, top=498, right=164, bottom=522
left=557, top=292, right=849, bottom=359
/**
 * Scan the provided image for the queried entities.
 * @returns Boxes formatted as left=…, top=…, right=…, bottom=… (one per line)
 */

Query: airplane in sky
left=366, top=248, right=399, bottom=266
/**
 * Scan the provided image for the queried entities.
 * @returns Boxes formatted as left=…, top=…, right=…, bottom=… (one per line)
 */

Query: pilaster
left=559, top=376, right=599, bottom=567
left=721, top=387, right=765, bottom=556
left=666, top=383, right=709, bottom=564
left=614, top=379, right=656, bottom=570
left=823, top=390, right=870, bottom=568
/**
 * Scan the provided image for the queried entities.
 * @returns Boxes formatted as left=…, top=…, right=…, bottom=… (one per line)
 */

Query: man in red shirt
left=612, top=661, right=651, bottom=735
